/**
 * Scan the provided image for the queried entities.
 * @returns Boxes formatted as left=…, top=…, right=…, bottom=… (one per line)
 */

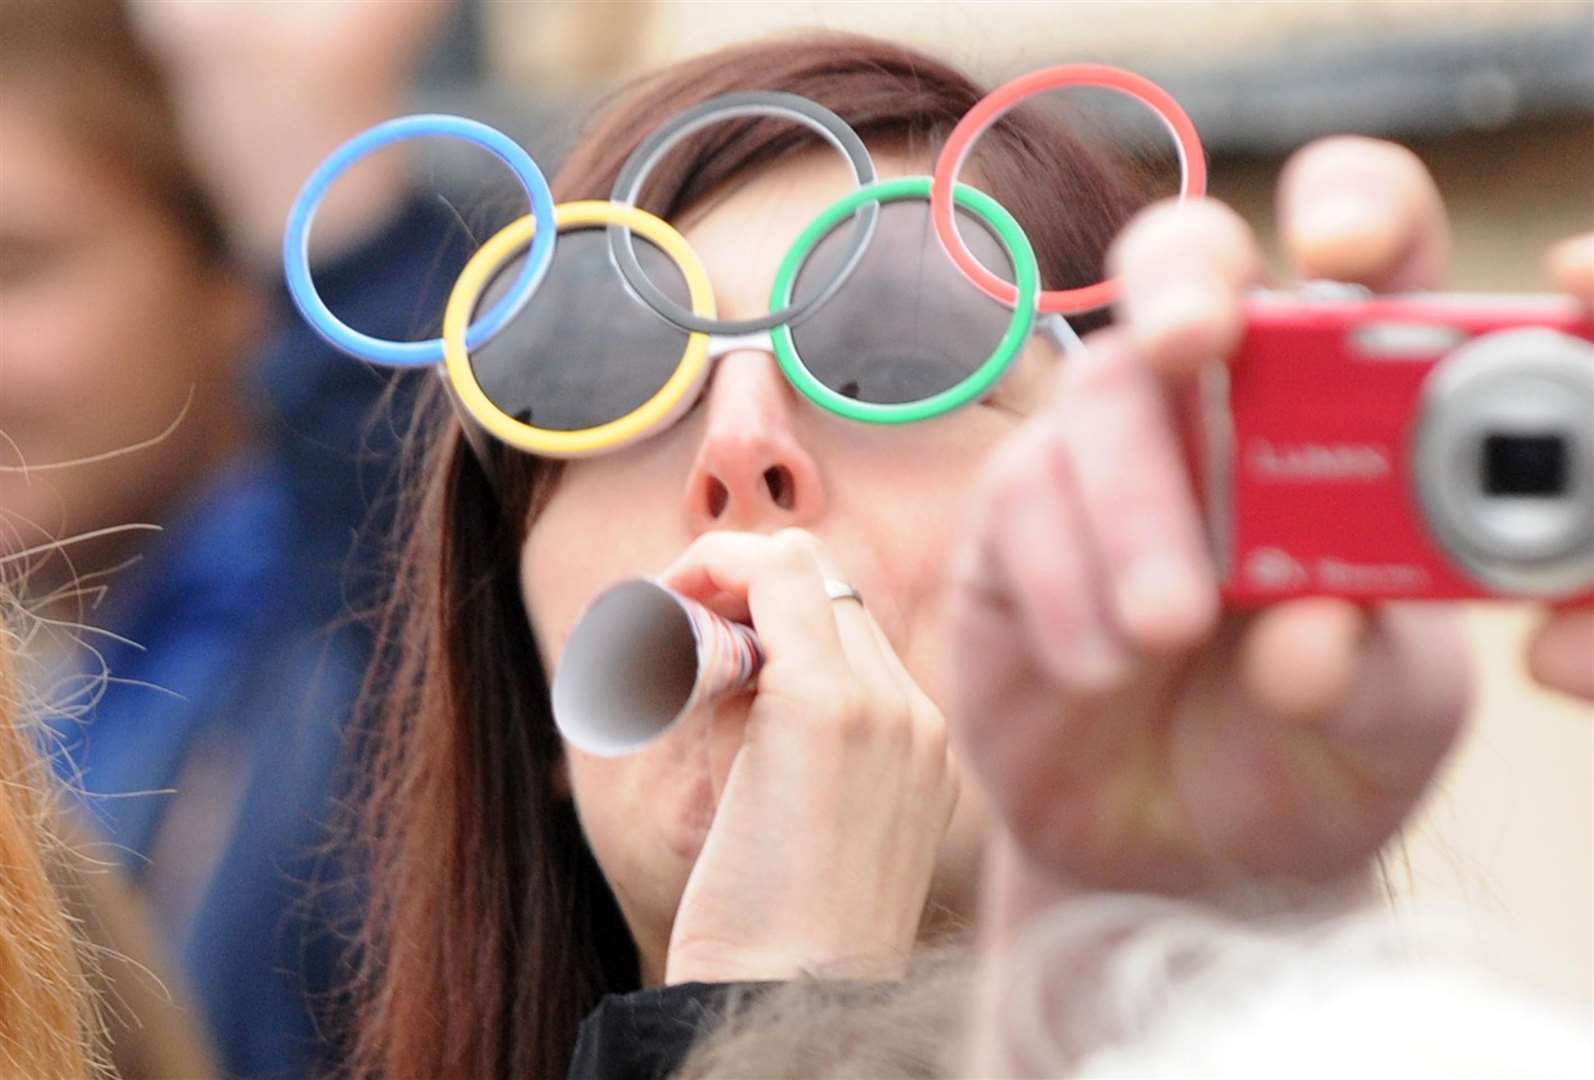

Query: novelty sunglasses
left=283, top=67, right=1205, bottom=459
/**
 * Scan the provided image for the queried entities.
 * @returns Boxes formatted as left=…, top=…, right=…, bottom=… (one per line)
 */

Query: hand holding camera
left=945, top=136, right=1590, bottom=908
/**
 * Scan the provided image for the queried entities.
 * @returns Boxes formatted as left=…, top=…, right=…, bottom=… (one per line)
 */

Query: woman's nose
left=684, top=348, right=827, bottom=533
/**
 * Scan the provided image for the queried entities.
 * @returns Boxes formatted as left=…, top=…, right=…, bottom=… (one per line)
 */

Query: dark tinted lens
left=469, top=229, right=693, bottom=431
left=1483, top=433, right=1569, bottom=497
left=788, top=201, right=1016, bottom=405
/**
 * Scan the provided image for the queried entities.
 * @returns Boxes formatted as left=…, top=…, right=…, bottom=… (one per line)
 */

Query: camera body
left=1194, top=285, right=1594, bottom=606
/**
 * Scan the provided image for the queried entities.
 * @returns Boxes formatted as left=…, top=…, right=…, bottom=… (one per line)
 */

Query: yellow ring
left=442, top=200, right=715, bottom=457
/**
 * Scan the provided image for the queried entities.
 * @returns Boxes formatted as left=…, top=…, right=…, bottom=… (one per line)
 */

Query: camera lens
left=1482, top=433, right=1568, bottom=498
left=1413, top=327, right=1594, bottom=597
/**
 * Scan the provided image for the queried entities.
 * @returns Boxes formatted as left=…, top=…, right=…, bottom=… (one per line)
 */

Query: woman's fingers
left=1278, top=135, right=1450, bottom=291
left=656, top=528, right=924, bottom=719
left=1109, top=198, right=1265, bottom=378
left=974, top=417, right=1128, bottom=693
left=1055, top=330, right=1219, bottom=650
left=1548, top=232, right=1594, bottom=306
left=1237, top=602, right=1468, bottom=811
left=1111, top=136, right=1449, bottom=383
left=953, top=322, right=1223, bottom=696
left=1306, top=604, right=1471, bottom=800
left=951, top=331, right=1221, bottom=702
left=657, top=529, right=848, bottom=689
left=825, top=594, right=924, bottom=725
left=1523, top=232, right=1594, bottom=701
left=1240, top=599, right=1368, bottom=722
left=1528, top=610, right=1594, bottom=700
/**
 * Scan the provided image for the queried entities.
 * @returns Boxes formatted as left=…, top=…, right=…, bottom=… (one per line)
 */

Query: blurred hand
left=655, top=529, right=959, bottom=983
left=128, top=0, right=456, bottom=263
left=1528, top=233, right=1594, bottom=700
left=946, top=137, right=1471, bottom=901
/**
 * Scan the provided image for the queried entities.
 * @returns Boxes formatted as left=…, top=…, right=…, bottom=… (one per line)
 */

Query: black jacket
left=568, top=982, right=767, bottom=1080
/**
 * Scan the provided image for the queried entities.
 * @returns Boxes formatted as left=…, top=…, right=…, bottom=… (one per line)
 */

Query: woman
left=343, top=32, right=1592, bottom=1080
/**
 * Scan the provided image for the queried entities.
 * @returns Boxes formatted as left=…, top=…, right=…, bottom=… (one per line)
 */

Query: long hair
left=0, top=587, right=101, bottom=1080
left=347, top=32, right=1156, bottom=1080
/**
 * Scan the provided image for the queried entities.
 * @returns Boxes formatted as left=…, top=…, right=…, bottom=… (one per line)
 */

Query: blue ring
left=282, top=114, right=556, bottom=368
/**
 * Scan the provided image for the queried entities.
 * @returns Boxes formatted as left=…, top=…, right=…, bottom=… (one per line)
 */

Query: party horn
left=551, top=579, right=763, bottom=756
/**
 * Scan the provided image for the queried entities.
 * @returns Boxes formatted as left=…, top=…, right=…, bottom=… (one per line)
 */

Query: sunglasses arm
left=1039, top=312, right=1090, bottom=360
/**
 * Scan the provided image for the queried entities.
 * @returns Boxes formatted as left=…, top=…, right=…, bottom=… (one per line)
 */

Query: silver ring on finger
left=823, top=577, right=865, bottom=607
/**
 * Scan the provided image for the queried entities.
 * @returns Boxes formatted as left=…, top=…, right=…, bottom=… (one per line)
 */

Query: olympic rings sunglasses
left=284, top=65, right=1205, bottom=460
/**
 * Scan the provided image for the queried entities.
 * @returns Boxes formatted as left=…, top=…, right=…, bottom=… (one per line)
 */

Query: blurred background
left=2, top=2, right=1589, bottom=1074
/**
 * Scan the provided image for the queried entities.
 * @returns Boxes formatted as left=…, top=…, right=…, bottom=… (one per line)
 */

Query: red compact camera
left=1188, top=284, right=1594, bottom=607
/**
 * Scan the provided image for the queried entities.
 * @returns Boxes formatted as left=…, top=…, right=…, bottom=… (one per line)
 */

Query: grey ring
left=607, top=91, right=879, bottom=336
left=823, top=577, right=864, bottom=606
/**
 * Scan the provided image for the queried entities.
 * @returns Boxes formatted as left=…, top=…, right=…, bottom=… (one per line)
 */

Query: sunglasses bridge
left=704, top=330, right=778, bottom=360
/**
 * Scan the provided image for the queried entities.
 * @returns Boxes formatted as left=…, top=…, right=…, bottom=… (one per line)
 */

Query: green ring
left=770, top=175, right=1038, bottom=424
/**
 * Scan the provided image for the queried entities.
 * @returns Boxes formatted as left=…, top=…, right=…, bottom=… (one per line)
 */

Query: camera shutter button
left=1298, top=280, right=1373, bottom=303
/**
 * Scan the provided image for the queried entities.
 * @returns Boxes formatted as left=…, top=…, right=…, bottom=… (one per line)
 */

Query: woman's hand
left=1528, top=233, right=1594, bottom=700
left=654, top=529, right=959, bottom=984
left=945, top=137, right=1473, bottom=901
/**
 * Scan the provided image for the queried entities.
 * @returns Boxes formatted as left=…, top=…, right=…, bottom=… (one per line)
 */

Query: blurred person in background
left=0, top=0, right=471, bottom=1075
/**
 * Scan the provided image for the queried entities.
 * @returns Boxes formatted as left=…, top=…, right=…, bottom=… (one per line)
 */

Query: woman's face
left=0, top=95, right=258, bottom=566
left=520, top=148, right=1058, bottom=971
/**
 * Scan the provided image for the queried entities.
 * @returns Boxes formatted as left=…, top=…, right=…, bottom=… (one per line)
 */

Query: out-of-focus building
left=484, top=1, right=1592, bottom=283
left=458, top=0, right=1593, bottom=1003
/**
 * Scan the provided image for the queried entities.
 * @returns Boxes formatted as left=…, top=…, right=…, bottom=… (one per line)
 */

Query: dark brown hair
left=0, top=0, right=229, bottom=260
left=347, top=32, right=1154, bottom=1080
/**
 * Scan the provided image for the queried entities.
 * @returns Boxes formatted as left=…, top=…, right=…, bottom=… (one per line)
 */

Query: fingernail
left=1291, top=192, right=1391, bottom=254
left=1125, top=277, right=1229, bottom=355
left=1548, top=234, right=1594, bottom=277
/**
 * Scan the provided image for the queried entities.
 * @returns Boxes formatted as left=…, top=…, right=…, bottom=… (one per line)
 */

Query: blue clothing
left=49, top=458, right=298, bottom=862
left=49, top=194, right=475, bottom=1079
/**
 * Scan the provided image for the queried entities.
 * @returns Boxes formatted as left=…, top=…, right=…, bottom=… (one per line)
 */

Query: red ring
left=931, top=63, right=1207, bottom=314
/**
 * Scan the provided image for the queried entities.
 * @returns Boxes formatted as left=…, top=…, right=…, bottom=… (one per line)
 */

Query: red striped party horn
left=550, top=578, right=763, bottom=756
